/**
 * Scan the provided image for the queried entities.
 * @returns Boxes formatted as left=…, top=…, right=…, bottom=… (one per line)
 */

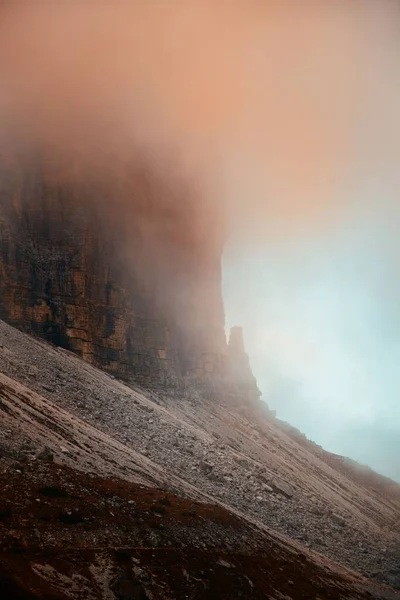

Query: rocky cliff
left=0, top=151, right=258, bottom=396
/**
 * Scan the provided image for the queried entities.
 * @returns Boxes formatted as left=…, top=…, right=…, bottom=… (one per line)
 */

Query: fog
left=224, top=46, right=400, bottom=481
left=1, top=1, right=399, bottom=479
left=224, top=200, right=400, bottom=482
left=224, top=2, right=400, bottom=482
left=0, top=0, right=373, bottom=223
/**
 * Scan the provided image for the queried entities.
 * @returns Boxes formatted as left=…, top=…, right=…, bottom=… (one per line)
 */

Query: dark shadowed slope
left=0, top=460, right=398, bottom=600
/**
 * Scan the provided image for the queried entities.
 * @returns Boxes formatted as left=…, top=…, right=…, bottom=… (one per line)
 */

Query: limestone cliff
left=0, top=152, right=258, bottom=398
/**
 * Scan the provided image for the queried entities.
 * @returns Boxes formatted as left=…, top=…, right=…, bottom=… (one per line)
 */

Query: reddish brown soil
left=0, top=460, right=397, bottom=599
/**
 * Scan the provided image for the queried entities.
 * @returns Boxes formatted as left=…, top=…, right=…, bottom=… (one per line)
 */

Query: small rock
left=111, top=571, right=150, bottom=600
left=217, top=559, right=234, bottom=568
left=311, top=506, right=325, bottom=516
left=199, top=461, right=213, bottom=474
left=270, top=477, right=294, bottom=498
left=37, top=447, right=54, bottom=462
left=331, top=513, right=346, bottom=527
left=42, top=385, right=55, bottom=392
left=262, top=484, right=273, bottom=493
left=314, top=538, right=325, bottom=546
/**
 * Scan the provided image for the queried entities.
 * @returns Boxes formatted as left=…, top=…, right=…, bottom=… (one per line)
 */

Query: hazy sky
left=220, top=2, right=400, bottom=484
left=223, top=202, right=400, bottom=482
left=224, top=119, right=400, bottom=483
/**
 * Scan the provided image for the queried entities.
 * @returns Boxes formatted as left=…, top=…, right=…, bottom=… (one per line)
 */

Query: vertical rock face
left=227, top=326, right=261, bottom=401
left=0, top=153, right=227, bottom=386
left=0, top=151, right=259, bottom=399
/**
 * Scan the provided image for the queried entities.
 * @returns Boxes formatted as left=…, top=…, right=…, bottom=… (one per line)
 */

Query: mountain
left=0, top=156, right=399, bottom=598
left=0, top=320, right=399, bottom=599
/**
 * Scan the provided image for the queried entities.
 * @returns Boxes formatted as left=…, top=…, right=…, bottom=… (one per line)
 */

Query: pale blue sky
left=223, top=198, right=400, bottom=481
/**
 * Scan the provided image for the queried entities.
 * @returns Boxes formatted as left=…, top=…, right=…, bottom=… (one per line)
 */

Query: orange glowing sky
left=1, top=0, right=394, bottom=236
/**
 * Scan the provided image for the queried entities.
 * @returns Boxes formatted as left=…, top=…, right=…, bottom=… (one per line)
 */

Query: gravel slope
left=2, top=461, right=398, bottom=600
left=0, top=319, right=399, bottom=592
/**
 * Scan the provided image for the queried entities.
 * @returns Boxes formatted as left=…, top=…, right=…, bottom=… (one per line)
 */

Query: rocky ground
left=0, top=319, right=399, bottom=598
left=0, top=459, right=398, bottom=600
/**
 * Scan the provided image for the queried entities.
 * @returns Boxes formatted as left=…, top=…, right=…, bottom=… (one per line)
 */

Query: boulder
left=270, top=477, right=294, bottom=498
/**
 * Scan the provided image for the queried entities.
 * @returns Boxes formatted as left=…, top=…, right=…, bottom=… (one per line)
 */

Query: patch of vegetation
left=114, top=549, right=132, bottom=562
left=159, top=496, right=172, bottom=506
left=58, top=511, right=84, bottom=524
left=180, top=509, right=197, bottom=518
left=39, top=486, right=70, bottom=498
left=10, top=545, right=28, bottom=555
left=0, top=506, right=12, bottom=520
left=38, top=513, right=51, bottom=522
left=150, top=505, right=166, bottom=515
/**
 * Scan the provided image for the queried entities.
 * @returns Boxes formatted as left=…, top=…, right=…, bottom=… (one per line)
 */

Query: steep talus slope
left=2, top=461, right=397, bottom=600
left=1, top=319, right=399, bottom=596
left=0, top=371, right=204, bottom=497
left=274, top=420, right=400, bottom=504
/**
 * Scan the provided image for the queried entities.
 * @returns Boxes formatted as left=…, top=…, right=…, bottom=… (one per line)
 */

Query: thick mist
left=224, top=205, right=400, bottom=482
left=1, top=1, right=399, bottom=478
left=0, top=0, right=371, bottom=229
left=224, top=2, right=400, bottom=481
